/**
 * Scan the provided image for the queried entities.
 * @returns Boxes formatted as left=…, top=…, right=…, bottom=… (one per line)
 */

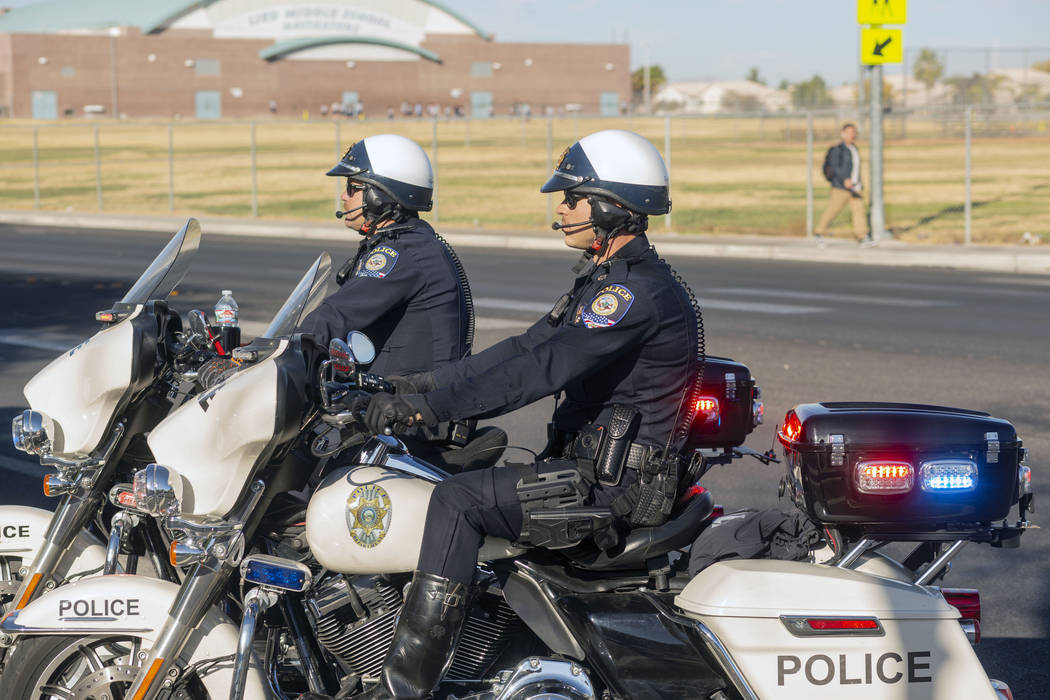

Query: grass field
left=1, top=114, right=1048, bottom=244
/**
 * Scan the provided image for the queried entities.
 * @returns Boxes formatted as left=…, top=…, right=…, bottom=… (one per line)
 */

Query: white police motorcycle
left=1, top=219, right=247, bottom=617
left=0, top=257, right=1031, bottom=698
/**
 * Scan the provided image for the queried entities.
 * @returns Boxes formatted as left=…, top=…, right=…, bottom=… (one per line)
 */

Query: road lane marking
left=704, top=287, right=951, bottom=308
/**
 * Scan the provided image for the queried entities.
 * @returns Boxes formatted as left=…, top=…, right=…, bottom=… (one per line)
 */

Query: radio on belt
left=777, top=402, right=1024, bottom=535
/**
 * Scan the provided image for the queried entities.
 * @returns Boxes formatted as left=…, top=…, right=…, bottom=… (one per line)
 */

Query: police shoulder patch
left=581, top=284, right=634, bottom=329
left=356, top=245, right=400, bottom=279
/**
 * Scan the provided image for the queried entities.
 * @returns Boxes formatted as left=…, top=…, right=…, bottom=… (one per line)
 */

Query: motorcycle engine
left=305, top=574, right=523, bottom=681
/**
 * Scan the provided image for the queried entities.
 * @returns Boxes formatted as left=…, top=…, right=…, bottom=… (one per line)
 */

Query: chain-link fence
left=1, top=106, right=1049, bottom=244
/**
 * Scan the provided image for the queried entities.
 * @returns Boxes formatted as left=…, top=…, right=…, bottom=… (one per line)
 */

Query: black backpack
left=822, top=146, right=837, bottom=183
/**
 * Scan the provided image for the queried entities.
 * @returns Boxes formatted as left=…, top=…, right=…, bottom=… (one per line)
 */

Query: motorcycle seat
left=560, top=488, right=714, bottom=571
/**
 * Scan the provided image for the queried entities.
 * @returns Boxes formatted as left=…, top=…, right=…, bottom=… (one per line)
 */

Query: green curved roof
left=261, top=36, right=442, bottom=63
left=0, top=0, right=490, bottom=39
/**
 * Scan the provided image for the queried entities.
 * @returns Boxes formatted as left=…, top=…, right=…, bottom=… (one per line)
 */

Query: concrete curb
left=3, top=209, right=1049, bottom=275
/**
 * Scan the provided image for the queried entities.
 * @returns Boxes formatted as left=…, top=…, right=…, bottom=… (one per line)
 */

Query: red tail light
left=710, top=504, right=725, bottom=520
left=693, top=397, right=719, bottom=418
left=943, top=588, right=981, bottom=644
left=807, top=618, right=880, bottom=631
left=778, top=410, right=803, bottom=445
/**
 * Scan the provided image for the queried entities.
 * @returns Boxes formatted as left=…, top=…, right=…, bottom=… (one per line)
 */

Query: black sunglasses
left=346, top=180, right=365, bottom=196
left=562, top=191, right=585, bottom=209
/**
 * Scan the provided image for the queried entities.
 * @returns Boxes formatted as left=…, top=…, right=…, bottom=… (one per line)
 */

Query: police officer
left=296, top=134, right=474, bottom=378
left=357, top=130, right=703, bottom=699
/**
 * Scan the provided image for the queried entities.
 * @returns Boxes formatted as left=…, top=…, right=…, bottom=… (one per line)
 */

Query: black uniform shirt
left=425, top=234, right=698, bottom=447
left=296, top=219, right=470, bottom=376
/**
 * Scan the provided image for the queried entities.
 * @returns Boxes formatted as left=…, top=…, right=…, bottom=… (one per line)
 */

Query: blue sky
left=6, top=0, right=1049, bottom=85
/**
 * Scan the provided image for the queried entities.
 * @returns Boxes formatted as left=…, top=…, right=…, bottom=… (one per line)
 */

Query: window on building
left=61, top=66, right=74, bottom=77
left=195, top=59, right=220, bottom=77
left=470, top=61, right=492, bottom=78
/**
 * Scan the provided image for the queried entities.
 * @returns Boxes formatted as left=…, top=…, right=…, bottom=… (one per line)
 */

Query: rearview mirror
left=347, top=331, right=376, bottom=366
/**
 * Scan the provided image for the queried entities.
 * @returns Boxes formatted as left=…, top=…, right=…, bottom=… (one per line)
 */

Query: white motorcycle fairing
left=675, top=559, right=998, bottom=699
left=147, top=341, right=286, bottom=518
left=23, top=307, right=143, bottom=457
left=0, top=574, right=267, bottom=699
left=307, top=465, right=523, bottom=574
left=0, top=505, right=106, bottom=579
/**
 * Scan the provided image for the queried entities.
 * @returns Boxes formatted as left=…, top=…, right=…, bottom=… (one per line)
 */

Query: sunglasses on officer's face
left=346, top=180, right=365, bottom=196
left=562, top=191, right=584, bottom=209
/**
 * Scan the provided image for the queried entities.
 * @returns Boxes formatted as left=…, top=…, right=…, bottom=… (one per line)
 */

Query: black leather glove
left=387, top=371, right=437, bottom=394
left=364, top=392, right=437, bottom=435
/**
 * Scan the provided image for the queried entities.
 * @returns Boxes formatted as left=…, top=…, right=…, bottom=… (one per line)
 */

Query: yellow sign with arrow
left=861, top=28, right=902, bottom=65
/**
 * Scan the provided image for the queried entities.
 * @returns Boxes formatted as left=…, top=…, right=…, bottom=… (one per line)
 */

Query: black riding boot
left=356, top=571, right=470, bottom=699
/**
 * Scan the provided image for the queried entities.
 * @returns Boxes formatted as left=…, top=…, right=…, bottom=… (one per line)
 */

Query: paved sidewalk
left=3, top=209, right=1049, bottom=275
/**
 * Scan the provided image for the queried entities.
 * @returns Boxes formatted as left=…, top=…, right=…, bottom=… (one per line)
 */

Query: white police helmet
left=327, top=134, right=434, bottom=211
left=541, top=129, right=670, bottom=215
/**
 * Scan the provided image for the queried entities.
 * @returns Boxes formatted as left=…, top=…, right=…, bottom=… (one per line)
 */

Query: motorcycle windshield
left=119, top=218, right=202, bottom=305
left=260, top=252, right=332, bottom=339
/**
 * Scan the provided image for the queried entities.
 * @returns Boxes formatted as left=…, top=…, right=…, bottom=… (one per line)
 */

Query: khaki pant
left=814, top=188, right=867, bottom=240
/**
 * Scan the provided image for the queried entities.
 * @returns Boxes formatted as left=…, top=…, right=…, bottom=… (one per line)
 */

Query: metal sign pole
left=964, top=106, right=972, bottom=245
left=94, top=125, right=103, bottom=211
left=32, top=127, right=40, bottom=210
left=546, top=115, right=553, bottom=223
left=869, top=63, right=886, bottom=241
left=431, top=117, right=439, bottom=224
left=664, top=115, right=671, bottom=231
left=250, top=121, right=258, bottom=218
left=806, top=112, right=814, bottom=237
left=334, top=121, right=342, bottom=211
left=167, top=124, right=175, bottom=212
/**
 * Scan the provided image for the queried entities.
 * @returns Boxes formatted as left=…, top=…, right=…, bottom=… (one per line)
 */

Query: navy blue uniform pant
left=417, top=459, right=631, bottom=585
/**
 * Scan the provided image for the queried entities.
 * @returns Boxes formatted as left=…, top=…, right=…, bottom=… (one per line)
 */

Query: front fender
left=0, top=505, right=107, bottom=577
left=1, top=574, right=267, bottom=699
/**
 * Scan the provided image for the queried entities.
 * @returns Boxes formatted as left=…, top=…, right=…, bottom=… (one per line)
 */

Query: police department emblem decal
left=356, top=246, right=399, bottom=279
left=592, top=293, right=618, bottom=316
left=346, top=483, right=392, bottom=548
left=581, top=284, right=634, bottom=328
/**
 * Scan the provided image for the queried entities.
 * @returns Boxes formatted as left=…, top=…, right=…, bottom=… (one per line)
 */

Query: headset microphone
left=551, top=219, right=593, bottom=232
left=335, top=205, right=364, bottom=219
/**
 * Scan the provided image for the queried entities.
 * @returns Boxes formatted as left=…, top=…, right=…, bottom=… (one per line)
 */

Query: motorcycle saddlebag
left=688, top=356, right=760, bottom=450
left=778, top=402, right=1021, bottom=532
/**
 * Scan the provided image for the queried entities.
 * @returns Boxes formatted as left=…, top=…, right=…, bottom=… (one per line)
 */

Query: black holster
left=513, top=468, right=615, bottom=550
left=626, top=454, right=682, bottom=528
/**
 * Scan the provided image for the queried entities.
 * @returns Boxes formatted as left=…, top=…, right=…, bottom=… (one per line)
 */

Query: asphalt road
left=1, top=222, right=1047, bottom=694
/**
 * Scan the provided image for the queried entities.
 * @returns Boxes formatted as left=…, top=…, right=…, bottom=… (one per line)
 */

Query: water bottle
left=213, top=290, right=240, bottom=355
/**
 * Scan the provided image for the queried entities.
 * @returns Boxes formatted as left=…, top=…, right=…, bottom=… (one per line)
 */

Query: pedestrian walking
left=815, top=123, right=874, bottom=247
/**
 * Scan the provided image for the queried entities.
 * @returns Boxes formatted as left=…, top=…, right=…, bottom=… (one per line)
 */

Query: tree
left=912, top=49, right=944, bottom=105
left=791, top=75, right=833, bottom=109
left=746, top=67, right=765, bottom=85
left=944, top=73, right=1007, bottom=105
left=631, top=65, right=667, bottom=93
